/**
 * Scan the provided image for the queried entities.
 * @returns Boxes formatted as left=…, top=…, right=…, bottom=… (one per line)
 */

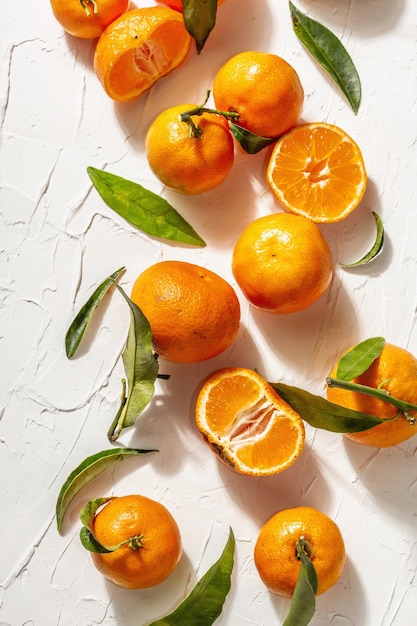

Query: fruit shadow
left=125, top=321, right=265, bottom=475
left=269, top=554, right=368, bottom=626
left=249, top=273, right=360, bottom=378
left=342, top=435, right=417, bottom=523
left=296, top=0, right=406, bottom=35
left=214, top=440, right=332, bottom=529
left=102, top=549, right=195, bottom=626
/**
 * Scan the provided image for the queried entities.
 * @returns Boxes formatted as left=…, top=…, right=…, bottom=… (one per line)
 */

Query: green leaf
left=79, top=497, right=112, bottom=530
left=79, top=526, right=117, bottom=553
left=148, top=527, right=235, bottom=626
left=56, top=448, right=156, bottom=532
left=182, top=0, right=218, bottom=54
left=228, top=122, right=277, bottom=154
left=65, top=267, right=125, bottom=358
left=87, top=167, right=206, bottom=247
left=289, top=1, right=361, bottom=113
left=270, top=382, right=384, bottom=433
left=283, top=539, right=318, bottom=626
left=107, top=284, right=159, bottom=442
left=336, top=337, right=385, bottom=381
left=341, top=212, right=384, bottom=267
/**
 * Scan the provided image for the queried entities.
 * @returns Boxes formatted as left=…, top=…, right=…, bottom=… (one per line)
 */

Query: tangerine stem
left=179, top=90, right=240, bottom=138
left=296, top=536, right=313, bottom=560
left=80, top=0, right=98, bottom=16
left=128, top=534, right=145, bottom=550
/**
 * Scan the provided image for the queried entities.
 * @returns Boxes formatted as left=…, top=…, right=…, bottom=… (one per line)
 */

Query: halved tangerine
left=94, top=7, right=193, bottom=102
left=266, top=122, right=367, bottom=223
left=195, top=368, right=305, bottom=476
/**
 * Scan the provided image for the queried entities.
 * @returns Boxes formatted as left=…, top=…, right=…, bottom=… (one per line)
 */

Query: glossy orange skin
left=254, top=506, right=345, bottom=597
left=232, top=213, right=333, bottom=314
left=213, top=51, right=304, bottom=138
left=146, top=103, right=235, bottom=195
left=50, top=0, right=129, bottom=39
left=327, top=343, right=417, bottom=447
left=91, top=495, right=182, bottom=589
left=131, top=261, right=240, bottom=363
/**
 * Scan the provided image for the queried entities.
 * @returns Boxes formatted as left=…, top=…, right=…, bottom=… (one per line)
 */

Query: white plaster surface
left=1, top=0, right=417, bottom=624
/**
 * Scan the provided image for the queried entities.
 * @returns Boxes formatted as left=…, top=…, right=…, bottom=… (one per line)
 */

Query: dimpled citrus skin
left=327, top=342, right=417, bottom=447
left=254, top=506, right=346, bottom=597
left=50, top=0, right=129, bottom=39
left=146, top=104, right=235, bottom=195
left=213, top=51, right=304, bottom=138
left=93, top=7, right=192, bottom=102
left=91, top=495, right=182, bottom=589
left=195, top=367, right=305, bottom=476
left=131, top=261, right=240, bottom=363
left=232, top=213, right=333, bottom=314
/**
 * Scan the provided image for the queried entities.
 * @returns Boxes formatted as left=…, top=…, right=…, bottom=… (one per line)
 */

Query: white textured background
left=1, top=0, right=417, bottom=624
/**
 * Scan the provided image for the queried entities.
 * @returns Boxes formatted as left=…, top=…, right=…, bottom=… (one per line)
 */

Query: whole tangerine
left=50, top=0, right=129, bottom=39
left=232, top=213, right=333, bottom=314
left=254, top=506, right=345, bottom=597
left=90, top=495, right=182, bottom=589
left=213, top=50, right=304, bottom=138
left=131, top=261, right=240, bottom=363
left=146, top=103, right=235, bottom=195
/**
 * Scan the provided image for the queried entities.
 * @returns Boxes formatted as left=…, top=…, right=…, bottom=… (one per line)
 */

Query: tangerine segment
left=267, top=122, right=367, bottom=223
left=94, top=7, right=192, bottom=102
left=195, top=368, right=305, bottom=476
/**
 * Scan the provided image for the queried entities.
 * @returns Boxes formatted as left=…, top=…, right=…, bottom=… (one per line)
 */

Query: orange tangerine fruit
left=213, top=51, right=304, bottom=138
left=146, top=103, right=235, bottom=195
left=50, top=0, right=129, bottom=39
left=157, top=0, right=226, bottom=11
left=90, top=495, right=182, bottom=589
left=93, top=7, right=192, bottom=102
left=232, top=212, right=333, bottom=314
left=266, top=122, right=367, bottom=223
left=195, top=368, right=305, bottom=476
left=327, top=342, right=417, bottom=447
left=131, top=261, right=240, bottom=363
left=254, top=506, right=345, bottom=597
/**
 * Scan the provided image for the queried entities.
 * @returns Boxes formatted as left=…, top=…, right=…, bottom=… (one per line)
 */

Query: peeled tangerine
left=195, top=368, right=305, bottom=476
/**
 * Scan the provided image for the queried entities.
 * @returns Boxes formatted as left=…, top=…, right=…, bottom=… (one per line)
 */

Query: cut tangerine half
left=266, top=122, right=367, bottom=223
left=94, top=7, right=193, bottom=102
left=195, top=368, right=305, bottom=476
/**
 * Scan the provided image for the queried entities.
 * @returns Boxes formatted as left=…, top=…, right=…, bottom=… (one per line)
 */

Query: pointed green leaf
left=148, top=527, right=235, bottom=625
left=65, top=267, right=125, bottom=358
left=270, top=382, right=384, bottom=433
left=107, top=284, right=159, bottom=442
left=79, top=497, right=113, bottom=530
left=182, top=0, right=218, bottom=54
left=79, top=526, right=117, bottom=553
left=228, top=122, right=277, bottom=154
left=336, top=337, right=385, bottom=381
left=87, top=167, right=206, bottom=247
left=341, top=212, right=384, bottom=267
left=289, top=1, right=361, bottom=113
left=56, top=448, right=156, bottom=532
left=283, top=540, right=318, bottom=626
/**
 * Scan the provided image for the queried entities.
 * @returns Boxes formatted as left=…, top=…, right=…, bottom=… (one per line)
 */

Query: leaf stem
left=107, top=378, right=128, bottom=442
left=296, top=536, right=313, bottom=560
left=179, top=90, right=240, bottom=137
left=326, top=377, right=417, bottom=423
